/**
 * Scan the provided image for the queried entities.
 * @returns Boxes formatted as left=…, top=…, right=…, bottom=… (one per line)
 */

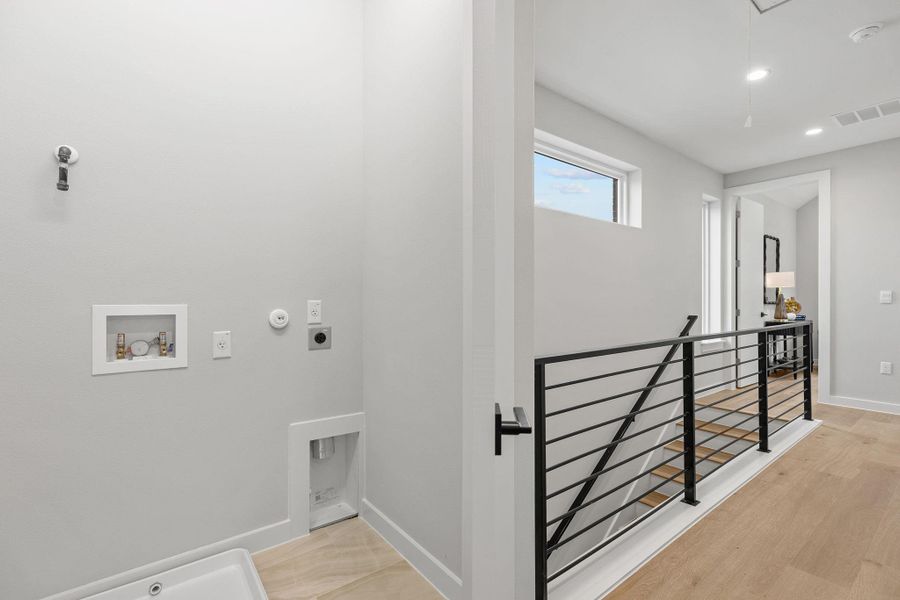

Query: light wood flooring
left=608, top=374, right=900, bottom=600
left=253, top=517, right=443, bottom=600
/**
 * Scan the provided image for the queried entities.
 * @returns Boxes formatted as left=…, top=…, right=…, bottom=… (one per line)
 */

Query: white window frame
left=534, top=130, right=638, bottom=227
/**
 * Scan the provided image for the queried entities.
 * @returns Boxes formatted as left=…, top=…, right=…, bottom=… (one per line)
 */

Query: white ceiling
left=745, top=180, right=819, bottom=209
left=535, top=0, right=900, bottom=173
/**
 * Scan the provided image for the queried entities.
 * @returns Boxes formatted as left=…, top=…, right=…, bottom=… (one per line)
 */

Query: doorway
left=725, top=171, right=832, bottom=403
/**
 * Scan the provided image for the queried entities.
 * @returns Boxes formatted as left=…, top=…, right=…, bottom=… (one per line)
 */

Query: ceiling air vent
left=833, top=99, right=900, bottom=127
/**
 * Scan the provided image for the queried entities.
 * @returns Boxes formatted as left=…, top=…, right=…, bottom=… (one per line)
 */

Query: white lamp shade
left=765, top=271, right=795, bottom=288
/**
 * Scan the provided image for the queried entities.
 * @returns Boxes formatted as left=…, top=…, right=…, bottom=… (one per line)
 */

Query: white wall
left=534, top=85, right=726, bottom=570
left=796, top=198, right=819, bottom=357
left=726, top=137, right=900, bottom=409
left=0, top=2, right=364, bottom=598
left=534, top=85, right=724, bottom=353
left=362, top=0, right=463, bottom=581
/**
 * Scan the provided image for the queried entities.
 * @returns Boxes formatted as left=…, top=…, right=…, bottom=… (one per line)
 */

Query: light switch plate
left=880, top=361, right=893, bottom=375
left=212, top=331, right=231, bottom=358
left=880, top=290, right=893, bottom=304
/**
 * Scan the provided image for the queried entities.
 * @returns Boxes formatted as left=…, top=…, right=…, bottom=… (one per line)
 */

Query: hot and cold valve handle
left=495, top=403, right=532, bottom=456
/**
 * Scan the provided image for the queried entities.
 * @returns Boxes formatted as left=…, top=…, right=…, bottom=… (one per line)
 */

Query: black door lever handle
left=495, top=403, right=532, bottom=455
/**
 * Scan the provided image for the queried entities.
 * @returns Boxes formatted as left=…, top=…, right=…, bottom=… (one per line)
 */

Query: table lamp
left=765, top=271, right=795, bottom=320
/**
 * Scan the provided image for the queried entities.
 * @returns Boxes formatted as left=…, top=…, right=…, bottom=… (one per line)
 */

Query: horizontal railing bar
left=544, top=358, right=686, bottom=391
left=546, top=489, right=685, bottom=583
left=695, top=384, right=761, bottom=412
left=768, top=347, right=802, bottom=359
left=548, top=466, right=686, bottom=553
left=546, top=376, right=686, bottom=418
left=694, top=341, right=762, bottom=359
left=695, top=371, right=758, bottom=395
left=769, top=399, right=807, bottom=423
left=700, top=436, right=761, bottom=479
left=696, top=397, right=760, bottom=429
left=770, top=411, right=804, bottom=435
left=695, top=410, right=760, bottom=448
left=545, top=396, right=684, bottom=452
left=694, top=425, right=761, bottom=468
left=536, top=322, right=812, bottom=365
left=548, top=431, right=682, bottom=476
left=547, top=409, right=682, bottom=459
left=546, top=442, right=685, bottom=503
left=768, top=378, right=806, bottom=397
left=768, top=356, right=805, bottom=370
left=546, top=451, right=686, bottom=525
left=768, top=366, right=805, bottom=383
left=694, top=356, right=757, bottom=377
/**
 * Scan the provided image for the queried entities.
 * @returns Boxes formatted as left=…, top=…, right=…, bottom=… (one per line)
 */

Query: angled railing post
left=544, top=315, right=698, bottom=553
left=757, top=331, right=771, bottom=453
left=681, top=340, right=699, bottom=505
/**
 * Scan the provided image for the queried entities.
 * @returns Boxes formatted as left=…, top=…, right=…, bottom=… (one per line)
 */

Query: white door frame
left=723, top=170, right=832, bottom=405
left=461, top=1, right=534, bottom=599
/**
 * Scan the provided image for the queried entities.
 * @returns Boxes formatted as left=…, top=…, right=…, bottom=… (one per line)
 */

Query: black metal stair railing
left=533, top=318, right=814, bottom=599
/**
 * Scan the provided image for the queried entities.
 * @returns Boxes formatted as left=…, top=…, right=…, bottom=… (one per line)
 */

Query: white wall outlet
left=880, top=290, right=893, bottom=304
left=880, top=361, right=893, bottom=375
left=307, top=300, right=322, bottom=324
left=212, top=331, right=231, bottom=359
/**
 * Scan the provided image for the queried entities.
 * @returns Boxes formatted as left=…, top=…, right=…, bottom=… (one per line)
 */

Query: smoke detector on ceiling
left=849, top=22, right=884, bottom=44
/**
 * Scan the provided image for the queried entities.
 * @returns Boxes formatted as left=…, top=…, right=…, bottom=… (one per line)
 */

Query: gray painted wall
left=534, top=86, right=727, bottom=569
left=535, top=85, right=724, bottom=353
left=726, top=137, right=900, bottom=407
left=796, top=198, right=819, bottom=358
left=0, top=2, right=364, bottom=598
left=362, top=0, right=463, bottom=577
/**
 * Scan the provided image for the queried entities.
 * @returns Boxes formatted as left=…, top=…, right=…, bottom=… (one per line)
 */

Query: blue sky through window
left=534, top=152, right=616, bottom=222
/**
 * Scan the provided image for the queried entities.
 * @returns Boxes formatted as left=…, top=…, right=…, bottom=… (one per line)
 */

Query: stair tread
left=651, top=463, right=703, bottom=484
left=677, top=420, right=760, bottom=443
left=665, top=440, right=735, bottom=465
left=638, top=490, right=669, bottom=508
left=695, top=382, right=807, bottom=422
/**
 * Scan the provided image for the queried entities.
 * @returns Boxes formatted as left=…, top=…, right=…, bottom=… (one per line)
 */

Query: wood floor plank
left=608, top=375, right=900, bottom=600
left=666, top=440, right=734, bottom=464
left=253, top=518, right=440, bottom=600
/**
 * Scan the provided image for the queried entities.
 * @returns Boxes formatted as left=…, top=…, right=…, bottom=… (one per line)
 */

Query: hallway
left=607, top=384, right=900, bottom=599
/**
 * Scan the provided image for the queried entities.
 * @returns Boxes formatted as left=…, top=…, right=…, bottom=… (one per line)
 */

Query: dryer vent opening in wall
left=309, top=432, right=359, bottom=530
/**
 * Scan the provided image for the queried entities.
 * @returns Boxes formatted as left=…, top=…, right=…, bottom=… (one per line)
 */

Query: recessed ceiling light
left=805, top=127, right=823, bottom=136
left=746, top=69, right=771, bottom=82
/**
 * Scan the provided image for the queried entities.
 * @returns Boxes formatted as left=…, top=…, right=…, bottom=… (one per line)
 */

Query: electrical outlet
left=212, top=331, right=231, bottom=359
left=307, top=300, right=322, bottom=324
left=880, top=361, right=893, bottom=375
left=880, top=290, right=893, bottom=304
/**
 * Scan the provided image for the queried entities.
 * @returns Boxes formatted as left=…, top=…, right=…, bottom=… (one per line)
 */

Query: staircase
left=638, top=379, right=804, bottom=513
left=533, top=318, right=814, bottom=599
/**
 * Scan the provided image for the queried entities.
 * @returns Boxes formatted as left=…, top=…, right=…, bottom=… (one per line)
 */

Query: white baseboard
left=361, top=499, right=462, bottom=600
left=40, top=519, right=292, bottom=600
left=549, top=418, right=821, bottom=600
left=823, top=395, right=900, bottom=416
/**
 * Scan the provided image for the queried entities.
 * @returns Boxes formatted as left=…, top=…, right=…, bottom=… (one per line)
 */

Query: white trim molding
left=823, top=395, right=900, bottom=416
left=723, top=170, right=832, bottom=409
left=361, top=500, right=462, bottom=600
left=288, top=412, right=365, bottom=538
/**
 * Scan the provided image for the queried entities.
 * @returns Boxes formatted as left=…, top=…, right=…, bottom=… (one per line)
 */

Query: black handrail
left=535, top=320, right=807, bottom=365
left=534, top=319, right=815, bottom=599
left=544, top=315, right=698, bottom=555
